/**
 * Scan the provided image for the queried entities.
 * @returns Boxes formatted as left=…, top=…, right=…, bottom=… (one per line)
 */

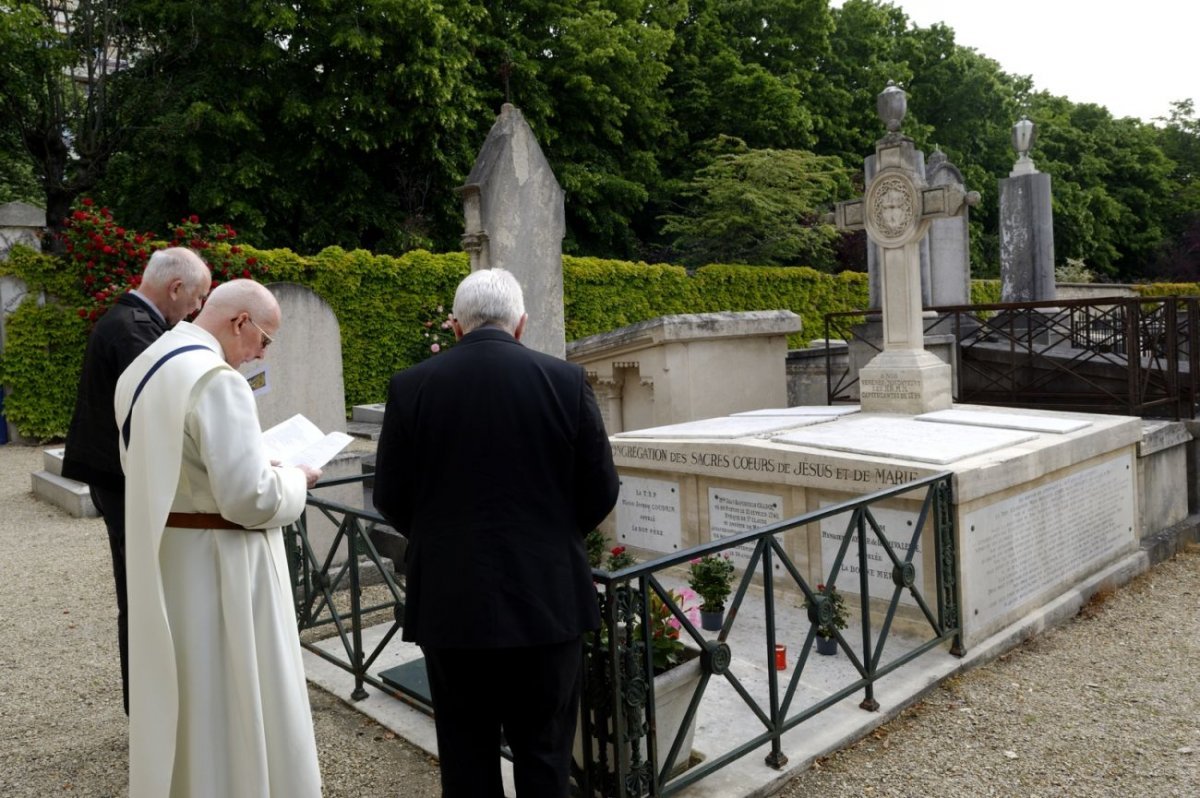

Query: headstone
left=0, top=201, right=45, bottom=259
left=567, top=310, right=801, bottom=434
left=999, top=117, right=1055, bottom=303
left=242, top=283, right=360, bottom=562
left=458, top=103, right=566, bottom=358
left=833, top=83, right=979, bottom=414
left=243, top=283, right=347, bottom=436
left=925, top=150, right=973, bottom=307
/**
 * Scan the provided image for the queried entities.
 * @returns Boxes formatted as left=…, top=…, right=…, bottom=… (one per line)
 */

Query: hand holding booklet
left=262, top=414, right=354, bottom=470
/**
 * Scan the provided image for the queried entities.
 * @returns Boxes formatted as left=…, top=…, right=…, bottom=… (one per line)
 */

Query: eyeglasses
left=246, top=317, right=275, bottom=349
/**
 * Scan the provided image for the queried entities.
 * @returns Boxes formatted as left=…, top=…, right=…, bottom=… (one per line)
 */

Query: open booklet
left=262, top=413, right=354, bottom=470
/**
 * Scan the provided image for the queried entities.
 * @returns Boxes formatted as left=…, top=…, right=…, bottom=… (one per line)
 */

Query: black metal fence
left=285, top=471, right=962, bottom=797
left=575, top=472, right=961, bottom=797
left=283, top=474, right=406, bottom=703
left=824, top=296, right=1200, bottom=418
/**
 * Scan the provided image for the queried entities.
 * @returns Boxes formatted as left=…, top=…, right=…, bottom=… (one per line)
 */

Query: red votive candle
left=774, top=643, right=787, bottom=670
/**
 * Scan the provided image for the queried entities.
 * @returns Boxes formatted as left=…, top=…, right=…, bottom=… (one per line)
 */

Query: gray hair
left=141, top=247, right=209, bottom=290
left=452, top=268, right=525, bottom=334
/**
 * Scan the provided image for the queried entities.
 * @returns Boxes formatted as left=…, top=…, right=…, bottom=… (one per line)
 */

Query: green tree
left=100, top=0, right=486, bottom=253
left=661, top=138, right=852, bottom=269
left=0, top=1, right=140, bottom=241
left=1150, top=100, right=1200, bottom=278
left=1029, top=93, right=1175, bottom=278
left=472, top=0, right=685, bottom=256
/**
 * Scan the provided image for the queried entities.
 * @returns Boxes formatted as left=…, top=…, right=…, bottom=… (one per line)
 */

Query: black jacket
left=62, top=293, right=168, bottom=491
left=373, top=326, right=619, bottom=648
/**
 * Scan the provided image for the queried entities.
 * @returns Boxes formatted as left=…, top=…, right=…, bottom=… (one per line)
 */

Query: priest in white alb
left=115, top=278, right=323, bottom=797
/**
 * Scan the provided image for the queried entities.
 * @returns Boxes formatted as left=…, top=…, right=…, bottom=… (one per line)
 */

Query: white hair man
left=115, top=279, right=322, bottom=797
left=374, top=268, right=619, bottom=796
left=61, top=246, right=211, bottom=715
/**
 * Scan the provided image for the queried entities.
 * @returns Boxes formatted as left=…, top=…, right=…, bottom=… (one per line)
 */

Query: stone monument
left=457, top=103, right=566, bottom=358
left=925, top=149, right=973, bottom=308
left=240, top=283, right=360, bottom=561
left=0, top=201, right=45, bottom=260
left=999, top=116, right=1055, bottom=303
left=833, top=83, right=979, bottom=414
left=566, top=310, right=801, bottom=433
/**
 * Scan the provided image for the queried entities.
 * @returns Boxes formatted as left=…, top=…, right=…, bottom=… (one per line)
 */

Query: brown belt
left=165, top=512, right=247, bottom=530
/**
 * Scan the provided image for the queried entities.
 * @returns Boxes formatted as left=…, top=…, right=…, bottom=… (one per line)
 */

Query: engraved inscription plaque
left=616, top=476, right=682, bottom=553
left=962, top=453, right=1135, bottom=632
left=820, top=504, right=924, bottom=606
left=708, top=487, right=784, bottom=573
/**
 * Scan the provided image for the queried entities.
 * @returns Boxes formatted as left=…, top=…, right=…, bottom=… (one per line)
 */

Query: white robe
left=115, top=322, right=320, bottom=798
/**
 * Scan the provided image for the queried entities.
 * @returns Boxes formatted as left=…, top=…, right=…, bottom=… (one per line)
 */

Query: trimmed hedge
left=2, top=242, right=1011, bottom=440
left=1131, top=282, right=1200, bottom=297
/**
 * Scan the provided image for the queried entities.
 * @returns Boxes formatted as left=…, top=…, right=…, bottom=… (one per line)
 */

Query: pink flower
left=430, top=343, right=441, bottom=353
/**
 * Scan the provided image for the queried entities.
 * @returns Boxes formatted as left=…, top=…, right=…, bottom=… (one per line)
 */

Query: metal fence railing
left=825, top=296, right=1200, bottom=419
left=575, top=472, right=960, bottom=797
left=286, top=471, right=961, bottom=797
left=284, top=474, right=406, bottom=703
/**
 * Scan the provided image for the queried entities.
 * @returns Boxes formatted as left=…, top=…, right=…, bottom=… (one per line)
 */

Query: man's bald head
left=194, top=279, right=280, bottom=367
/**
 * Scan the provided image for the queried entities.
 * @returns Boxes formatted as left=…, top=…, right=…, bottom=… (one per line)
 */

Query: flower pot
left=699, top=609, right=724, bottom=631
left=816, top=636, right=838, bottom=656
left=575, top=648, right=703, bottom=778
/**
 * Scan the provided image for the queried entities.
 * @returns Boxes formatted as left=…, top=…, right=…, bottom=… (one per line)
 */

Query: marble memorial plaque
left=961, top=453, right=1135, bottom=632
left=820, top=505, right=923, bottom=606
left=733, top=406, right=861, bottom=417
left=917, top=409, right=1091, bottom=434
left=773, top=417, right=1037, bottom=465
left=616, top=475, right=682, bottom=553
left=616, top=416, right=814, bottom=439
left=708, top=487, right=784, bottom=573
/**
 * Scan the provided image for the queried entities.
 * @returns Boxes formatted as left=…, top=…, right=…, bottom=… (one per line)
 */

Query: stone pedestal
left=1000, top=171, right=1055, bottom=303
left=858, top=349, right=952, bottom=414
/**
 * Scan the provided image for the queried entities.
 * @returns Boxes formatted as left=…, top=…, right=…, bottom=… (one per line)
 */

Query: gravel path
left=0, top=443, right=441, bottom=798
left=2, top=441, right=1197, bottom=797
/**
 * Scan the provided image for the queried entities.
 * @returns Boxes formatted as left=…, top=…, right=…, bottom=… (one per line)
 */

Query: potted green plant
left=687, top=553, right=736, bottom=631
left=804, top=583, right=848, bottom=655
left=585, top=529, right=606, bottom=569
left=578, top=550, right=704, bottom=777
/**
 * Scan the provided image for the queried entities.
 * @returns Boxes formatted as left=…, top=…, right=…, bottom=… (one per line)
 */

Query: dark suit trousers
left=422, top=638, right=583, bottom=798
left=89, top=484, right=129, bottom=715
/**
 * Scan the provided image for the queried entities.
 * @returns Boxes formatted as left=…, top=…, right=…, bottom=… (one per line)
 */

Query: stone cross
left=833, top=83, right=979, bottom=414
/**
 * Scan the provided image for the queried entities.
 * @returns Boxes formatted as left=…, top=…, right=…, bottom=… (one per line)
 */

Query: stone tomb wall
left=603, top=407, right=1143, bottom=650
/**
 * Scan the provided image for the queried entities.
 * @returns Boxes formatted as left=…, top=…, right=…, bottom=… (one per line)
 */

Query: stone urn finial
left=877, top=81, right=907, bottom=133
left=1010, top=116, right=1038, bottom=176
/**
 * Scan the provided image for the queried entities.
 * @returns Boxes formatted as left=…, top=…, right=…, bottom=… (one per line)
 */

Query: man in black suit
left=373, top=267, right=619, bottom=797
left=61, top=247, right=211, bottom=714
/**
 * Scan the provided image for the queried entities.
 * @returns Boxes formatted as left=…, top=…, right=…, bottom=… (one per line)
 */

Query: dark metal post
left=762, top=541, right=788, bottom=769
left=348, top=518, right=368, bottom=701
left=857, top=512, right=879, bottom=712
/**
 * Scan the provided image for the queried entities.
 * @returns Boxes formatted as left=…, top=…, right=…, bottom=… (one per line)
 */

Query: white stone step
left=351, top=403, right=386, bottom=424
left=43, top=446, right=65, bottom=476
left=31, top=470, right=98, bottom=518
left=346, top=420, right=382, bottom=441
